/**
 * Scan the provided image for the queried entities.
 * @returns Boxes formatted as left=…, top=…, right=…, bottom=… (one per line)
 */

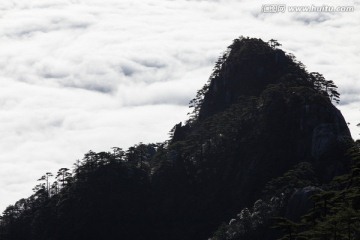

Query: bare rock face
left=311, top=109, right=351, bottom=160
left=285, top=186, right=322, bottom=222
left=306, top=103, right=351, bottom=180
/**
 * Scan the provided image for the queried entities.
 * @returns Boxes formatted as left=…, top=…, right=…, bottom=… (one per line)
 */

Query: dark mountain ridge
left=0, top=37, right=355, bottom=240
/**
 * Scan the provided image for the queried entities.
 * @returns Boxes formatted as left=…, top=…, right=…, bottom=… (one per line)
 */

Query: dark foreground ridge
left=1, top=37, right=358, bottom=240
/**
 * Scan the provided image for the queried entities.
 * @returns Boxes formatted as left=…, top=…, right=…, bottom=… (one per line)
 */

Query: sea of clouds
left=0, top=0, right=359, bottom=212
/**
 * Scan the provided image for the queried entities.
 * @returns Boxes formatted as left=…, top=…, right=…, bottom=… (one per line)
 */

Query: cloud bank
left=0, top=0, right=359, bottom=212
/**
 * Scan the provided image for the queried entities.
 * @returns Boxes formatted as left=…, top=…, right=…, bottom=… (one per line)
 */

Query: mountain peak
left=184, top=36, right=350, bottom=179
left=197, top=37, right=289, bottom=120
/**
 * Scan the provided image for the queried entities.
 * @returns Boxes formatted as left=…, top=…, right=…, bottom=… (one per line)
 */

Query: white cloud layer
left=0, top=0, right=359, bottom=212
